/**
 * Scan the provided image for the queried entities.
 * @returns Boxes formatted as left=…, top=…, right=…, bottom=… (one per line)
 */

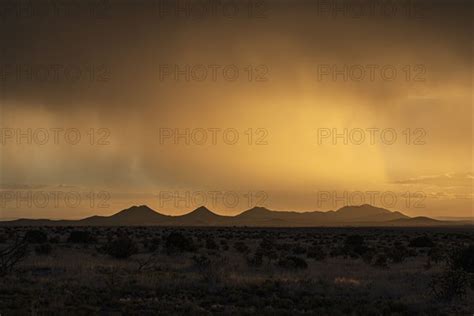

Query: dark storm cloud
left=0, top=0, right=472, bottom=217
left=0, top=0, right=471, bottom=113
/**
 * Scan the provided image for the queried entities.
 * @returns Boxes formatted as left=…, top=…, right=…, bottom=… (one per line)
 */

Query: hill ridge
left=1, top=204, right=471, bottom=227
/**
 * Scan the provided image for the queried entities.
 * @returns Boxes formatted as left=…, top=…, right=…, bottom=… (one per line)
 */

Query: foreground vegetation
left=0, top=226, right=473, bottom=315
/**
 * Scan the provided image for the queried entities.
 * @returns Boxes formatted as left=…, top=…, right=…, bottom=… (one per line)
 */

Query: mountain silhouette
left=113, top=205, right=159, bottom=218
left=386, top=216, right=446, bottom=226
left=329, top=204, right=409, bottom=222
left=234, top=204, right=410, bottom=226
left=174, top=206, right=230, bottom=226
left=1, top=204, right=471, bottom=227
left=236, top=206, right=317, bottom=225
left=80, top=205, right=171, bottom=226
left=335, top=204, right=394, bottom=217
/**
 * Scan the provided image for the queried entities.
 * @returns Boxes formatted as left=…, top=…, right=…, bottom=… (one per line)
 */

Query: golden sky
left=0, top=0, right=472, bottom=219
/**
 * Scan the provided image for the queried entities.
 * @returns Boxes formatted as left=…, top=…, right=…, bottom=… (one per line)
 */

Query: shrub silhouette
left=344, top=235, right=368, bottom=256
left=259, top=238, right=275, bottom=249
left=146, top=237, right=161, bottom=252
left=35, top=243, right=52, bottom=255
left=104, top=236, right=138, bottom=259
left=257, top=239, right=278, bottom=261
left=430, top=268, right=469, bottom=301
left=429, top=244, right=473, bottom=301
left=192, top=254, right=227, bottom=284
left=205, top=238, right=219, bottom=250
left=292, top=244, right=306, bottom=255
left=247, top=251, right=263, bottom=267
left=409, top=236, right=434, bottom=248
left=25, top=230, right=48, bottom=244
left=0, top=235, right=28, bottom=275
left=362, top=249, right=376, bottom=264
left=165, top=232, right=195, bottom=253
left=192, top=254, right=211, bottom=271
left=67, top=231, right=95, bottom=244
left=449, top=244, right=474, bottom=273
left=233, top=241, right=249, bottom=254
left=278, top=256, right=308, bottom=270
left=372, top=253, right=389, bottom=268
left=220, top=239, right=229, bottom=251
left=387, top=245, right=408, bottom=263
left=428, top=247, right=444, bottom=263
left=307, top=246, right=327, bottom=261
left=344, top=235, right=365, bottom=247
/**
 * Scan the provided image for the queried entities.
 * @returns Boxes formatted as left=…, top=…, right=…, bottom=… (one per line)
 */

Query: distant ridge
left=386, top=216, right=450, bottom=226
left=1, top=204, right=472, bottom=227
left=80, top=205, right=172, bottom=226
left=174, top=206, right=230, bottom=226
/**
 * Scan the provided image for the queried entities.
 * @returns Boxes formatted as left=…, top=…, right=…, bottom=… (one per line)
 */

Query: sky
left=0, top=0, right=472, bottom=219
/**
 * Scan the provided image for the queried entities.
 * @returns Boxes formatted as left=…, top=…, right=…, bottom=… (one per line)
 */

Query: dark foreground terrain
left=0, top=226, right=473, bottom=315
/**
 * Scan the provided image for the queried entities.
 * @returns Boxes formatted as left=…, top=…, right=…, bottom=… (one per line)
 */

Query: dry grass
left=0, top=226, right=473, bottom=315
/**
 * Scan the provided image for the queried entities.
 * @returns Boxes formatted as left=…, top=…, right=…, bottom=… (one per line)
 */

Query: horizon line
left=3, top=203, right=472, bottom=222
